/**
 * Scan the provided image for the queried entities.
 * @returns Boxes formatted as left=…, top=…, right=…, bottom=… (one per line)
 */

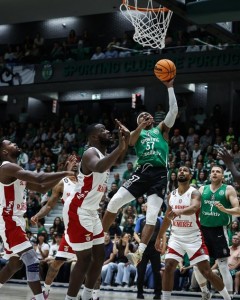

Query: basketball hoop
left=120, top=0, right=173, bottom=49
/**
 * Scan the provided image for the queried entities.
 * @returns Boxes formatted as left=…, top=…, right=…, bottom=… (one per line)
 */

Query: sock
left=44, top=283, right=51, bottom=293
left=92, top=289, right=100, bottom=300
left=0, top=283, right=2, bottom=288
left=138, top=243, right=147, bottom=253
left=219, top=287, right=231, bottom=300
left=82, top=286, right=93, bottom=300
left=200, top=284, right=209, bottom=293
left=217, top=258, right=233, bottom=292
left=162, top=291, right=171, bottom=300
left=65, top=295, right=78, bottom=300
left=34, top=294, right=44, bottom=300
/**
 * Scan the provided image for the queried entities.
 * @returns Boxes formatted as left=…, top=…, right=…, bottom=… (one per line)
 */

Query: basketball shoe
left=126, top=249, right=143, bottom=266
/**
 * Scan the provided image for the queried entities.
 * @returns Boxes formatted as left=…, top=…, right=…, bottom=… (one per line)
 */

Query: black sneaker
left=137, top=293, right=144, bottom=299
left=153, top=294, right=161, bottom=299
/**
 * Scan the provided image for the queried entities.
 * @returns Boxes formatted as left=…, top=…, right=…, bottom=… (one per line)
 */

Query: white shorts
left=0, top=215, right=32, bottom=254
left=166, top=234, right=209, bottom=265
left=63, top=206, right=104, bottom=251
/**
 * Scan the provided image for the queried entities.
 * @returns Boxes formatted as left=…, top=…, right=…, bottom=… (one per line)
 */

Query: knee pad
left=146, top=207, right=159, bottom=225
left=193, top=266, right=207, bottom=285
left=146, top=195, right=163, bottom=225
left=20, top=249, right=40, bottom=282
left=107, top=187, right=134, bottom=213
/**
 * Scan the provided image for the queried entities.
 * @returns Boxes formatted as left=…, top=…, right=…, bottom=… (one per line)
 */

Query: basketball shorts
left=122, top=164, right=167, bottom=198
left=0, top=215, right=32, bottom=255
left=200, top=225, right=230, bottom=259
left=55, top=234, right=76, bottom=260
left=166, top=234, right=209, bottom=265
left=63, top=207, right=104, bottom=251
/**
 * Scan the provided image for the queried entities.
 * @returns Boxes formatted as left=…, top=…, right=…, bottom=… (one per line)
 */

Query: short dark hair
left=86, top=123, right=99, bottom=138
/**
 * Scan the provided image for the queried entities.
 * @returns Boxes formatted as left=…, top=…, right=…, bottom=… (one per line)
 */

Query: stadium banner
left=0, top=64, right=35, bottom=86
left=34, top=50, right=240, bottom=84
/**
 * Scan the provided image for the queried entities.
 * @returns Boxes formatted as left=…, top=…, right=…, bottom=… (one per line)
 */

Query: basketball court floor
left=0, top=282, right=238, bottom=300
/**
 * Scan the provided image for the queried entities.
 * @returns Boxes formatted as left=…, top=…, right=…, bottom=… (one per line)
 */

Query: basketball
left=154, top=59, right=176, bottom=82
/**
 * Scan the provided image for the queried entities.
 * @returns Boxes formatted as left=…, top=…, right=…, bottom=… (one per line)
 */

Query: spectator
left=91, top=46, right=105, bottom=60
left=228, top=221, right=240, bottom=246
left=186, top=38, right=200, bottom=52
left=67, top=29, right=78, bottom=45
left=113, top=233, right=136, bottom=287
left=109, top=219, right=122, bottom=239
left=200, top=128, right=213, bottom=152
left=112, top=173, right=122, bottom=188
left=108, top=183, right=119, bottom=199
left=171, top=129, right=185, bottom=152
left=167, top=172, right=178, bottom=194
left=105, top=46, right=118, bottom=59
left=134, top=204, right=164, bottom=299
left=154, top=104, right=166, bottom=125
left=17, top=148, right=29, bottom=170
left=101, top=232, right=116, bottom=284
left=122, top=162, right=134, bottom=184
left=52, top=217, right=65, bottom=235
left=123, top=216, right=135, bottom=236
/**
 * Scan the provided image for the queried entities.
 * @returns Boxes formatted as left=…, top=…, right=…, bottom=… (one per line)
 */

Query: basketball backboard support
left=155, top=0, right=239, bottom=43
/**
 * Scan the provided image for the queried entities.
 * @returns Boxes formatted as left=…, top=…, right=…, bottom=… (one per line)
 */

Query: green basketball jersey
left=134, top=126, right=168, bottom=167
left=200, top=184, right=232, bottom=227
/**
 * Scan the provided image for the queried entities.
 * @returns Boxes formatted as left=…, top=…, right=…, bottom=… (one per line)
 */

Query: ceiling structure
left=0, top=0, right=239, bottom=44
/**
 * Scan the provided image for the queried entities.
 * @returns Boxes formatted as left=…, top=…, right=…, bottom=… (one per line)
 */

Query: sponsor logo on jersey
left=172, top=220, right=193, bottom=227
left=219, top=190, right=224, bottom=196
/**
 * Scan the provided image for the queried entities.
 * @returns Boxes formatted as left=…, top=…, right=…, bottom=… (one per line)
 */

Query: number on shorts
left=123, top=174, right=140, bottom=189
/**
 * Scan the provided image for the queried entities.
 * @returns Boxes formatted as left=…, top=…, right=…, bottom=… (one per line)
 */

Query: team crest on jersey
left=85, top=234, right=91, bottom=242
left=219, top=190, right=224, bottom=196
left=64, top=246, right=69, bottom=252
left=179, top=199, right=182, bottom=203
left=67, top=193, right=70, bottom=197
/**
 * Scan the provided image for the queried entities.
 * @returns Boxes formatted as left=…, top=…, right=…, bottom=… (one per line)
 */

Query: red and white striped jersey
left=169, top=186, right=201, bottom=239
left=0, top=161, right=27, bottom=217
left=61, top=177, right=76, bottom=203
left=68, top=147, right=109, bottom=211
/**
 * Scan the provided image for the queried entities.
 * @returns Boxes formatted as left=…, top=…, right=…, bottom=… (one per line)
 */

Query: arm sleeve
left=163, top=87, right=178, bottom=128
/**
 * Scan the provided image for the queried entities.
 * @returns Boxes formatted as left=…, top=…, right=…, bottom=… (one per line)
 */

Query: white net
left=120, top=0, right=173, bottom=49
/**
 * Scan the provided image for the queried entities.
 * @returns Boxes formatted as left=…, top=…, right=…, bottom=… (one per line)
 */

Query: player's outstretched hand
left=217, top=147, right=233, bottom=165
left=31, top=215, right=39, bottom=225
left=115, top=119, right=130, bottom=139
left=65, top=155, right=77, bottom=172
left=138, top=116, right=154, bottom=129
left=161, top=77, right=175, bottom=88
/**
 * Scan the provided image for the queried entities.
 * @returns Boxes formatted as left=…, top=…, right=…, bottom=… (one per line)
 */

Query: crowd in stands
left=0, top=23, right=234, bottom=67
left=1, top=102, right=240, bottom=296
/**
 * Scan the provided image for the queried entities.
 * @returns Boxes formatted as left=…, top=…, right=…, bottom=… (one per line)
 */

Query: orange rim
left=122, top=0, right=170, bottom=12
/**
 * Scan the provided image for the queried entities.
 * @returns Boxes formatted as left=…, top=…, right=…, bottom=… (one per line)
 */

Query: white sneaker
left=201, top=291, right=212, bottom=300
left=127, top=250, right=143, bottom=266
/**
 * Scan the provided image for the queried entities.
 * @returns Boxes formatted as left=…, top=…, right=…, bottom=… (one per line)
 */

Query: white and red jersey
left=0, top=161, right=27, bottom=217
left=169, top=186, right=201, bottom=239
left=61, top=177, right=76, bottom=203
left=70, top=147, right=109, bottom=211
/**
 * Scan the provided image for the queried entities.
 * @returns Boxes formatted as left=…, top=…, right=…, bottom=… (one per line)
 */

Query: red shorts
left=0, top=215, right=32, bottom=254
left=56, top=234, right=76, bottom=260
left=63, top=206, right=104, bottom=251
